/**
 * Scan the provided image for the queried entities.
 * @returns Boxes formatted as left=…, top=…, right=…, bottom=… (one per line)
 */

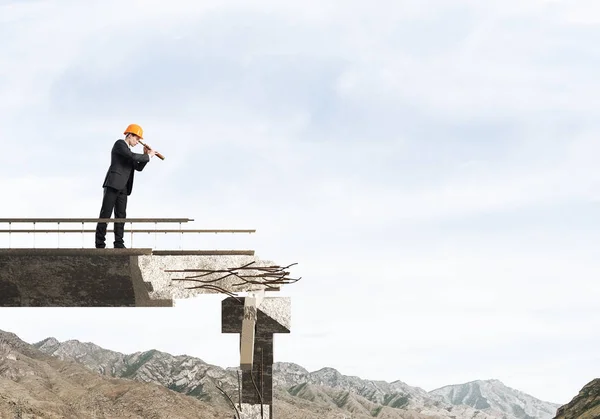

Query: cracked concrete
left=0, top=249, right=285, bottom=307
left=136, top=254, right=280, bottom=300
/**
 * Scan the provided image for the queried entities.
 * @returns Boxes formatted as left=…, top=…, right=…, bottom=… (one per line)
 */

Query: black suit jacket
left=102, top=139, right=150, bottom=195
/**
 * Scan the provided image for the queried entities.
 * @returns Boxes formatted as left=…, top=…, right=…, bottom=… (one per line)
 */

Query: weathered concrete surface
left=255, top=298, right=291, bottom=331
left=222, top=297, right=291, bottom=409
left=0, top=249, right=170, bottom=307
left=0, top=252, right=138, bottom=307
left=239, top=403, right=270, bottom=419
left=138, top=254, right=281, bottom=300
left=222, top=297, right=291, bottom=334
left=0, top=249, right=286, bottom=307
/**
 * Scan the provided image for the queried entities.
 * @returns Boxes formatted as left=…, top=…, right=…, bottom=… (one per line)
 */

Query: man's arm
left=135, top=160, right=148, bottom=171
left=113, top=139, right=150, bottom=164
left=135, top=144, right=156, bottom=170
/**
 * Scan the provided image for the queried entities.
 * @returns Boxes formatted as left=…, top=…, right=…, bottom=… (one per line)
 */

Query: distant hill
left=553, top=378, right=600, bottom=419
left=0, top=330, right=230, bottom=418
left=28, top=332, right=562, bottom=418
left=430, top=379, right=559, bottom=419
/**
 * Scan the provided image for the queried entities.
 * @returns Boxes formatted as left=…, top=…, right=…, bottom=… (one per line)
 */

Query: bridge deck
left=0, top=248, right=278, bottom=308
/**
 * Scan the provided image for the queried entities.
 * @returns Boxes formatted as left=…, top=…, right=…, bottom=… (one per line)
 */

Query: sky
left=1, top=0, right=599, bottom=406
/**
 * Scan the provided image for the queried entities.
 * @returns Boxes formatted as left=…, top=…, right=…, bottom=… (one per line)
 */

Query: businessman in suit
left=95, top=124, right=156, bottom=248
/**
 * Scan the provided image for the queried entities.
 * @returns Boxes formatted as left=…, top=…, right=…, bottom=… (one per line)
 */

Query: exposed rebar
left=237, top=369, right=242, bottom=411
left=250, top=369, right=264, bottom=418
left=216, top=380, right=241, bottom=419
left=168, top=262, right=300, bottom=297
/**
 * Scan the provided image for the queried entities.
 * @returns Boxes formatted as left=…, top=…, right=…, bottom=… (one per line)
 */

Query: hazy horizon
left=0, top=325, right=566, bottom=404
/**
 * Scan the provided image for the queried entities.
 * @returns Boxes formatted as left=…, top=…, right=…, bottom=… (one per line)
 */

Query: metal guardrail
left=0, top=218, right=194, bottom=223
left=0, top=229, right=256, bottom=233
left=0, top=218, right=255, bottom=249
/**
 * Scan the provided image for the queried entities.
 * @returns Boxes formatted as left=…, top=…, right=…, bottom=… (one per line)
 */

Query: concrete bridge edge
left=129, top=255, right=173, bottom=307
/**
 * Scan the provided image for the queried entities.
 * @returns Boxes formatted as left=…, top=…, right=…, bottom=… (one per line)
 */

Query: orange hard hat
left=124, top=123, right=143, bottom=139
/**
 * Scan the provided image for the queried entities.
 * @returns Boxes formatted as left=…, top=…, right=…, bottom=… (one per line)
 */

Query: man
left=95, top=124, right=156, bottom=248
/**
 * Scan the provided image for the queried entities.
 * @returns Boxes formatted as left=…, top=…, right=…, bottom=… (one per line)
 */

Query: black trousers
left=95, top=186, right=128, bottom=248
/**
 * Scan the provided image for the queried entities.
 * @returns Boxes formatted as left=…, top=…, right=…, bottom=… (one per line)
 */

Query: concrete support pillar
left=222, top=297, right=290, bottom=418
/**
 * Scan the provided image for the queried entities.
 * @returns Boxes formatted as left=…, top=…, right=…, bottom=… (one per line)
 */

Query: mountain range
left=0, top=329, right=589, bottom=418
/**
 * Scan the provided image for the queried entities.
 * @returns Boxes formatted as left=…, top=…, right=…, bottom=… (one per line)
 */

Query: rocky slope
left=430, top=379, right=560, bottom=419
left=553, top=378, right=600, bottom=419
left=31, top=334, right=562, bottom=418
left=35, top=338, right=498, bottom=418
left=0, top=330, right=231, bottom=418
left=273, top=362, right=503, bottom=418
left=274, top=362, right=428, bottom=405
left=1, top=330, right=392, bottom=419
left=284, top=382, right=502, bottom=419
left=34, top=336, right=238, bottom=409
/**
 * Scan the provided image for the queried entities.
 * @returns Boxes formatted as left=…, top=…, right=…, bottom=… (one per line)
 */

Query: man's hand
left=144, top=145, right=156, bottom=157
